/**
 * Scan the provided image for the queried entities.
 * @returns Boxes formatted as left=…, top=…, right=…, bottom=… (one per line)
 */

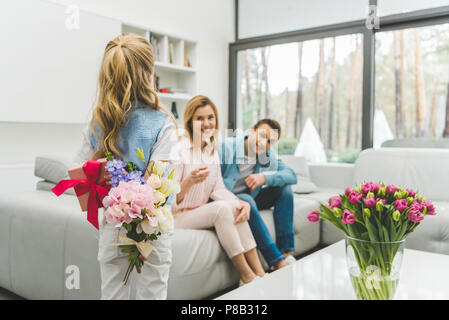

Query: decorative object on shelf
left=171, top=102, right=179, bottom=119
left=307, top=182, right=437, bottom=300
left=154, top=74, right=160, bottom=92
left=184, top=52, right=192, bottom=67
left=121, top=24, right=196, bottom=107
left=159, top=87, right=187, bottom=94
left=169, top=42, right=174, bottom=64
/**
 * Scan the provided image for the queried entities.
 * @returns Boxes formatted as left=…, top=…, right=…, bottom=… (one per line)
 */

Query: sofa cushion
left=36, top=180, right=76, bottom=195
left=34, top=155, right=75, bottom=184
left=294, top=187, right=342, bottom=204
left=280, top=155, right=318, bottom=194
left=293, top=188, right=346, bottom=247
left=404, top=201, right=449, bottom=255
left=353, top=148, right=449, bottom=202
left=0, top=190, right=240, bottom=300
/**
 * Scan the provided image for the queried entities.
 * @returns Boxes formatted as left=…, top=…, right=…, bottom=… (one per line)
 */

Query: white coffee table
left=216, top=240, right=449, bottom=300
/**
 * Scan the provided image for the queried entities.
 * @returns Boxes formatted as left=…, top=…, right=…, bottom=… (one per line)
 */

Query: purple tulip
left=408, top=209, right=424, bottom=223
left=373, top=184, right=382, bottom=193
left=394, top=199, right=408, bottom=212
left=345, top=187, right=354, bottom=196
left=342, top=209, right=356, bottom=224
left=386, top=185, right=398, bottom=194
left=424, top=201, right=436, bottom=215
left=376, top=198, right=386, bottom=205
left=364, top=196, right=376, bottom=208
left=307, top=211, right=320, bottom=222
left=348, top=191, right=363, bottom=204
left=361, top=182, right=374, bottom=194
left=330, top=196, right=342, bottom=209
left=406, top=188, right=416, bottom=198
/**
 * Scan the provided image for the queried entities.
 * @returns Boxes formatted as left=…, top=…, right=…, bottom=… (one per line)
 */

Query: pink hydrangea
left=342, top=209, right=355, bottom=224
left=102, top=181, right=156, bottom=227
left=348, top=191, right=363, bottom=204
left=394, top=199, right=408, bottom=212
left=307, top=211, right=320, bottom=222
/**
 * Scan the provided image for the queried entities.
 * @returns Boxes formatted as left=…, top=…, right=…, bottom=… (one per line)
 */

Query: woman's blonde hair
left=183, top=95, right=219, bottom=152
left=90, top=33, right=176, bottom=160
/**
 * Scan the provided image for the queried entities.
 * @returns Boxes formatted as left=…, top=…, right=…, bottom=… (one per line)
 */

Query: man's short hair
left=254, top=118, right=281, bottom=138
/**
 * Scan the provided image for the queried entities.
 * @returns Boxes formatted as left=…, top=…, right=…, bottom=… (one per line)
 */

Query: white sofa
left=0, top=148, right=448, bottom=299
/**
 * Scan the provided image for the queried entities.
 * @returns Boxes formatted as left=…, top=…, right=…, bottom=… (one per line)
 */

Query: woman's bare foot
left=272, top=259, right=287, bottom=271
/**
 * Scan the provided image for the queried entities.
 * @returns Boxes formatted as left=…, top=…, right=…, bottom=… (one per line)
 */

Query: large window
left=374, top=23, right=449, bottom=145
left=231, top=3, right=449, bottom=163
left=236, top=34, right=363, bottom=163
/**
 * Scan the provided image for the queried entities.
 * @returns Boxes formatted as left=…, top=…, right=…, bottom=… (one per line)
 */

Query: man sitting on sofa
left=219, top=119, right=297, bottom=271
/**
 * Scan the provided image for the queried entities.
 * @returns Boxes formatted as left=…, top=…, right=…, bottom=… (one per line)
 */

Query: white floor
left=0, top=287, right=24, bottom=300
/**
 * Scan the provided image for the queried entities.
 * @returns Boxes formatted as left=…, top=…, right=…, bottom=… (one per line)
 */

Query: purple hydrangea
left=105, top=159, right=127, bottom=187
left=125, top=170, right=146, bottom=184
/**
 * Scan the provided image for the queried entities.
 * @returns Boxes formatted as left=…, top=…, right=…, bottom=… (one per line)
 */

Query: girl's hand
left=234, top=200, right=250, bottom=224
left=187, top=167, right=210, bottom=185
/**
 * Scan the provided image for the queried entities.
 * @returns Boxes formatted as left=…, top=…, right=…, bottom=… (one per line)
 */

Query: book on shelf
left=169, top=42, right=174, bottom=64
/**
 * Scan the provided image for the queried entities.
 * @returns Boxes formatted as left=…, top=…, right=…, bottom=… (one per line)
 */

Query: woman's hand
left=234, top=200, right=250, bottom=224
left=186, top=166, right=210, bottom=185
left=176, top=166, right=209, bottom=204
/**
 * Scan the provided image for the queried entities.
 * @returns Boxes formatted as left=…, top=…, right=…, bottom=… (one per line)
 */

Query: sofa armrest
left=309, top=163, right=355, bottom=189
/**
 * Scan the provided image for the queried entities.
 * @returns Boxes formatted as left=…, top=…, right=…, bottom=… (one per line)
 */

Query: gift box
left=68, top=158, right=108, bottom=211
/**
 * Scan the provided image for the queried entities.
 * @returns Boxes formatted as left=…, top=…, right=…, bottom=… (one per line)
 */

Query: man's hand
left=245, top=173, right=266, bottom=193
left=234, top=200, right=250, bottom=224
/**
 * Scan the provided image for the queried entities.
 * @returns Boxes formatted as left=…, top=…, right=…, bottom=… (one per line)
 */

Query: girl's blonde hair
left=90, top=33, right=176, bottom=160
left=183, top=95, right=219, bottom=153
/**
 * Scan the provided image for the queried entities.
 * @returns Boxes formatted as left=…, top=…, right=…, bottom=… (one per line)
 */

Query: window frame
left=230, top=0, right=449, bottom=151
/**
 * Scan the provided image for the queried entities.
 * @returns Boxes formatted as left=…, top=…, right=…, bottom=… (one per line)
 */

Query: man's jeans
left=237, top=185, right=295, bottom=267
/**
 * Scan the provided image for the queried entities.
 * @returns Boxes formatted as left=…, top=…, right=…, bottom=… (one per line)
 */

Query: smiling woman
left=171, top=94, right=267, bottom=286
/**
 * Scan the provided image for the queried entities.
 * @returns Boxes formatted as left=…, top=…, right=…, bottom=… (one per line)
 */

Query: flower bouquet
left=307, top=181, right=437, bottom=300
left=102, top=149, right=180, bottom=285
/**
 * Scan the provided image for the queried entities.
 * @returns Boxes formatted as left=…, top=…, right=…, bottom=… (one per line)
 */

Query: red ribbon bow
left=52, top=160, right=110, bottom=229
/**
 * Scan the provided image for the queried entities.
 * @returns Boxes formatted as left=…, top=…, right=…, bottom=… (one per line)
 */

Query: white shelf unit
left=121, top=23, right=197, bottom=126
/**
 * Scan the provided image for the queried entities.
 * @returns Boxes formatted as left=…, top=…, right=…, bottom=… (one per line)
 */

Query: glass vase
left=345, top=236, right=405, bottom=300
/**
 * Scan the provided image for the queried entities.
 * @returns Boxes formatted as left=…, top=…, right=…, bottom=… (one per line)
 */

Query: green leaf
left=382, top=226, right=390, bottom=242
left=168, top=169, right=175, bottom=180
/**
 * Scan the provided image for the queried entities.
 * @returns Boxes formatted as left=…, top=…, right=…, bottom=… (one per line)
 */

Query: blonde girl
left=171, top=95, right=266, bottom=285
left=74, top=34, right=177, bottom=299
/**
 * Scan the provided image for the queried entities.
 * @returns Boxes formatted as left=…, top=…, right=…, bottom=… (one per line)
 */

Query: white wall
left=378, top=0, right=449, bottom=16
left=238, top=0, right=449, bottom=39
left=238, top=0, right=367, bottom=39
left=0, top=0, right=234, bottom=191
